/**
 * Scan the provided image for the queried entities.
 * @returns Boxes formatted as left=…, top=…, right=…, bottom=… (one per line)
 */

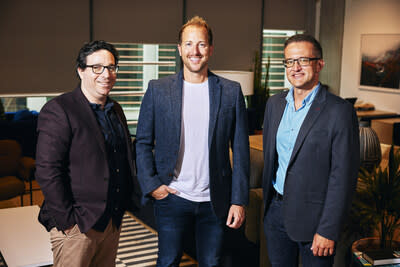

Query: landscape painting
left=359, top=34, right=400, bottom=91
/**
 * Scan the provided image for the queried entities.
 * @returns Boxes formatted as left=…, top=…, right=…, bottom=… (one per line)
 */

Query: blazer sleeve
left=135, top=81, right=164, bottom=199
left=35, top=99, right=76, bottom=230
left=230, top=85, right=250, bottom=206
left=316, top=104, right=360, bottom=241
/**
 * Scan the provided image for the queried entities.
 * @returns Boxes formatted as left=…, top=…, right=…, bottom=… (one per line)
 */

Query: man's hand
left=150, top=185, right=177, bottom=200
left=63, top=225, right=75, bottom=235
left=311, top=233, right=335, bottom=256
left=226, top=204, right=245, bottom=229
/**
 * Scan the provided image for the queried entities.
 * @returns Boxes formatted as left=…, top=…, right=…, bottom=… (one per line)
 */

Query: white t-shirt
left=169, top=80, right=210, bottom=202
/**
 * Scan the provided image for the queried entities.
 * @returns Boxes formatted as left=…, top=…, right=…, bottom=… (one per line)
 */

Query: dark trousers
left=264, top=197, right=334, bottom=267
left=154, top=193, right=225, bottom=267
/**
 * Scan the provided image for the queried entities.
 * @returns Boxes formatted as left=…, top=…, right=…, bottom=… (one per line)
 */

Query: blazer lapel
left=288, top=86, right=327, bottom=166
left=272, top=93, right=287, bottom=138
left=265, top=93, right=287, bottom=160
left=207, top=72, right=222, bottom=149
left=73, top=87, right=107, bottom=155
left=169, top=71, right=184, bottom=142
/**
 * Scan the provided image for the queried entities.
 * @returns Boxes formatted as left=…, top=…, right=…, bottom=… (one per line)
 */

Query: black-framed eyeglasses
left=283, top=57, right=320, bottom=68
left=85, top=64, right=119, bottom=74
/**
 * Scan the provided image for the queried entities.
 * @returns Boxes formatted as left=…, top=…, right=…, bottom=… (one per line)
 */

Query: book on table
left=362, top=250, right=400, bottom=266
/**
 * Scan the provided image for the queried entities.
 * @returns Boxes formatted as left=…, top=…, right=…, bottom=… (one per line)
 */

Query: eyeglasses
left=283, top=57, right=320, bottom=68
left=85, top=64, right=119, bottom=74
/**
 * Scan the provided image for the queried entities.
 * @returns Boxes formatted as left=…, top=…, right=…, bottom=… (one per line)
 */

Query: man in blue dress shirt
left=262, top=34, right=360, bottom=266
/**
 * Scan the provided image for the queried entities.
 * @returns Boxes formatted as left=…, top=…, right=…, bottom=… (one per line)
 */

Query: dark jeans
left=264, top=197, right=334, bottom=267
left=154, top=193, right=224, bottom=267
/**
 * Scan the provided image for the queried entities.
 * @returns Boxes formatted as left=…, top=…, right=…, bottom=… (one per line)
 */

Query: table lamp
left=213, top=70, right=254, bottom=97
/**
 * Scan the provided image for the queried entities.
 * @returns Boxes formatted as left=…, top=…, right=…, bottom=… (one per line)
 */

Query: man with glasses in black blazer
left=36, top=40, right=141, bottom=267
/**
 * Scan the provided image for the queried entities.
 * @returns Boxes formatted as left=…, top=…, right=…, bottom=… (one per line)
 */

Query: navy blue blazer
left=262, top=85, right=360, bottom=242
left=135, top=70, right=250, bottom=219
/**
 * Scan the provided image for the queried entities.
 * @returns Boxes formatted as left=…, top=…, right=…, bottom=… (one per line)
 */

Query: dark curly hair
left=76, top=40, right=119, bottom=70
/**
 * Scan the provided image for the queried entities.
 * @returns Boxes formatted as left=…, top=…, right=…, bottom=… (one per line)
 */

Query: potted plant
left=247, top=51, right=270, bottom=134
left=351, top=145, right=400, bottom=251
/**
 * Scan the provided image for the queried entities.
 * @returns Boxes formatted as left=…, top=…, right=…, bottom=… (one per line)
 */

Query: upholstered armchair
left=244, top=147, right=271, bottom=267
left=0, top=139, right=35, bottom=205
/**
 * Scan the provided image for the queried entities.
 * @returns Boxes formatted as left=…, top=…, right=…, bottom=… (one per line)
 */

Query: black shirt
left=89, top=100, right=130, bottom=231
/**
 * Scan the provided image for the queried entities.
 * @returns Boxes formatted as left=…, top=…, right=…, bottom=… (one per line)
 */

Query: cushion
left=249, top=148, right=264, bottom=188
left=0, top=176, right=25, bottom=200
left=0, top=140, right=21, bottom=176
left=13, top=109, right=37, bottom=121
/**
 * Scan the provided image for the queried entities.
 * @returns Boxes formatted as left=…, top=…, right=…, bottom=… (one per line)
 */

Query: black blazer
left=36, top=87, right=141, bottom=233
left=262, top=85, right=360, bottom=242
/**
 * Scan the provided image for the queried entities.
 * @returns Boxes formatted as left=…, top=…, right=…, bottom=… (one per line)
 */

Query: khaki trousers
left=50, top=219, right=121, bottom=267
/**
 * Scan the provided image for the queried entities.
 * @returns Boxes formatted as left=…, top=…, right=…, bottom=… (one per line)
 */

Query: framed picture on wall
left=359, top=34, right=400, bottom=92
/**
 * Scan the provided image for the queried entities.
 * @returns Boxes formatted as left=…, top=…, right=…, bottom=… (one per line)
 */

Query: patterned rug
left=116, top=214, right=197, bottom=267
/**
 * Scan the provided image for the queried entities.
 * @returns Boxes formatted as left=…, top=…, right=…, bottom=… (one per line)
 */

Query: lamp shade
left=213, top=70, right=254, bottom=96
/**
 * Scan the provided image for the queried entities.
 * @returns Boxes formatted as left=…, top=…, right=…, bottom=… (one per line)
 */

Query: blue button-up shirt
left=273, top=83, right=321, bottom=194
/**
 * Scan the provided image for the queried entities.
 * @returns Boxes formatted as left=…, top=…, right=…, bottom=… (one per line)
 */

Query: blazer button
left=168, top=173, right=173, bottom=177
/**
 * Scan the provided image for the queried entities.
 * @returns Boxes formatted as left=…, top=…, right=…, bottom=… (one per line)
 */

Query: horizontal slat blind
left=110, top=43, right=178, bottom=134
left=262, top=30, right=303, bottom=95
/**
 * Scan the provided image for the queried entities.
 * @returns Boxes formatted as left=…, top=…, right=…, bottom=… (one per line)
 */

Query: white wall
left=340, top=0, right=400, bottom=113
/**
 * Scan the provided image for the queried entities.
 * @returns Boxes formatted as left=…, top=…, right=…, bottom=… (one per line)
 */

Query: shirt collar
left=89, top=98, right=114, bottom=112
left=286, top=82, right=321, bottom=107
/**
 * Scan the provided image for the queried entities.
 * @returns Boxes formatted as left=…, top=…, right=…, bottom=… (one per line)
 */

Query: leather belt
left=273, top=190, right=284, bottom=201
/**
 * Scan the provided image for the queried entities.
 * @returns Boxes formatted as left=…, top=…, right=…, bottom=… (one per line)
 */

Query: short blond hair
left=178, top=16, right=213, bottom=45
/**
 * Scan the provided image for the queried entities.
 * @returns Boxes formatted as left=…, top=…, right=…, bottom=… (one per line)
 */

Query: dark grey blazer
left=135, top=70, right=250, bottom=219
left=36, top=87, right=141, bottom=233
left=262, top=85, right=360, bottom=242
